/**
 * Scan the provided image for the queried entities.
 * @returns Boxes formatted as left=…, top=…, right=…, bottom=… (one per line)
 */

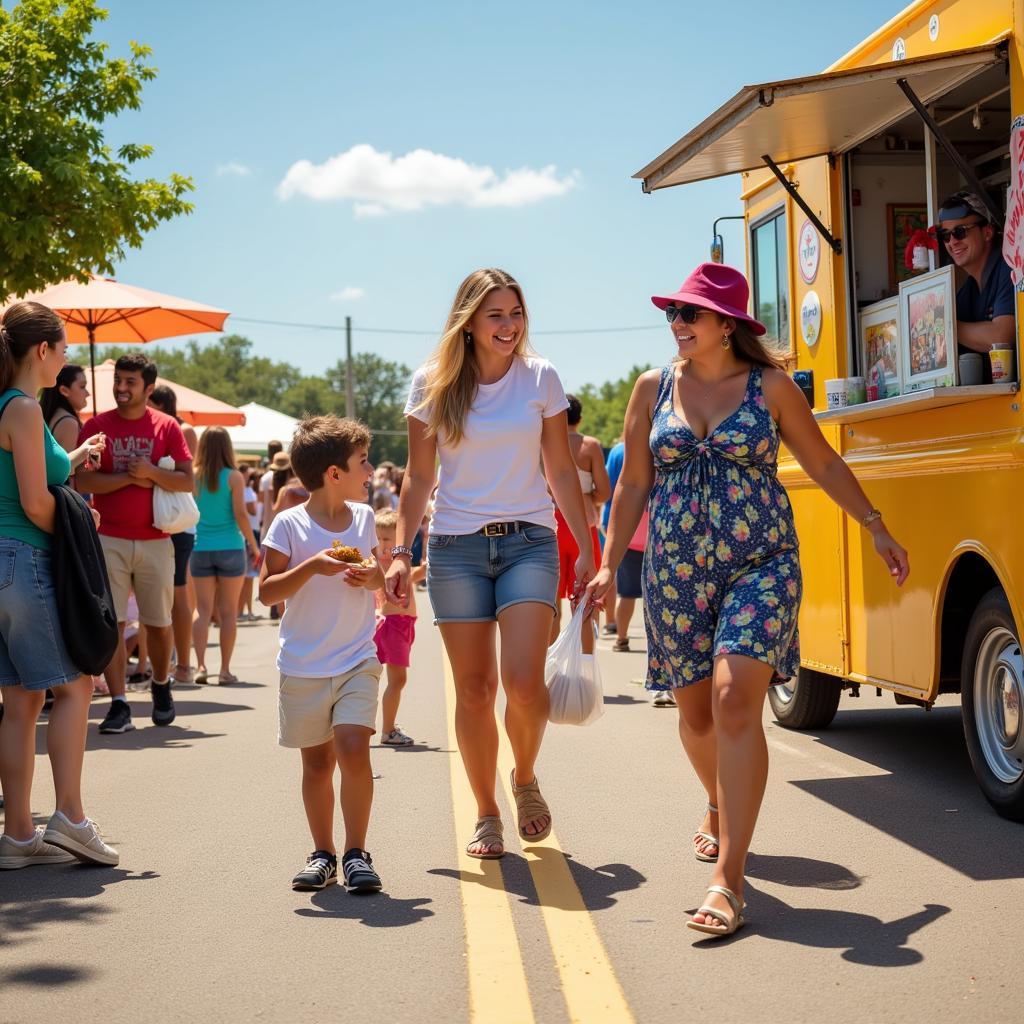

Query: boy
left=373, top=510, right=426, bottom=746
left=259, top=416, right=385, bottom=892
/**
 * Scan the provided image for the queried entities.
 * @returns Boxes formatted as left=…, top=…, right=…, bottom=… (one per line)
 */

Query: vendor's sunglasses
left=936, top=221, right=985, bottom=243
left=665, top=304, right=712, bottom=325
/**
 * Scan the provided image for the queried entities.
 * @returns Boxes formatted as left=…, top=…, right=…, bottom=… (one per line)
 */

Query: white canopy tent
left=198, top=402, right=300, bottom=456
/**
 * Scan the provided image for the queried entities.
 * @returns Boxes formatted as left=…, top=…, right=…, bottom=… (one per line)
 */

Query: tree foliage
left=573, top=364, right=653, bottom=447
left=0, top=0, right=194, bottom=299
left=94, top=336, right=414, bottom=464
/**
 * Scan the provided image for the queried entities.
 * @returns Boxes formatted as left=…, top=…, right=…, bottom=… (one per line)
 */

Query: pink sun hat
left=651, top=263, right=767, bottom=336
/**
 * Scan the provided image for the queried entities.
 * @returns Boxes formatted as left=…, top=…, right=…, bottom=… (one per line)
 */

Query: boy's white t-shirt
left=405, top=355, right=569, bottom=535
left=262, top=502, right=379, bottom=678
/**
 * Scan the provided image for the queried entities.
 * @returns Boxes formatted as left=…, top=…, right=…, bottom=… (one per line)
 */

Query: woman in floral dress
left=586, top=264, right=909, bottom=938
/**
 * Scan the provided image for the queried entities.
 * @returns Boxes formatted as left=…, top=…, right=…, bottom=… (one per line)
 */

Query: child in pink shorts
left=374, top=510, right=426, bottom=745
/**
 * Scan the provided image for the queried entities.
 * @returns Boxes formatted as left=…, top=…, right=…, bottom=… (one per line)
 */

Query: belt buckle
left=483, top=522, right=508, bottom=537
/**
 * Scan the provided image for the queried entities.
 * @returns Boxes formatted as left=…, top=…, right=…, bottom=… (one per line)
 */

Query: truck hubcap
left=974, top=628, right=1024, bottom=784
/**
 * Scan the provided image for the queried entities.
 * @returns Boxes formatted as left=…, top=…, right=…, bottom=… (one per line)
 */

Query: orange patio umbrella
left=79, top=361, right=245, bottom=427
left=16, top=275, right=230, bottom=414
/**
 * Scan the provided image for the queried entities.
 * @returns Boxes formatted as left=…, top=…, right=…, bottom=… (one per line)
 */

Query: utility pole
left=345, top=315, right=355, bottom=418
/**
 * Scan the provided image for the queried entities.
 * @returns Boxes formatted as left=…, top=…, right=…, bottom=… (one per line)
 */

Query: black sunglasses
left=665, top=304, right=712, bottom=325
left=936, top=221, right=985, bottom=243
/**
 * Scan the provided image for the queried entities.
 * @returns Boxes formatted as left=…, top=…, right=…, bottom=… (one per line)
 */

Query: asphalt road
left=2, top=607, right=1022, bottom=1024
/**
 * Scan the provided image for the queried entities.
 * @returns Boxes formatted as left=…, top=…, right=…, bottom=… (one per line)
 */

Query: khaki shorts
left=278, top=657, right=382, bottom=748
left=99, top=535, right=175, bottom=628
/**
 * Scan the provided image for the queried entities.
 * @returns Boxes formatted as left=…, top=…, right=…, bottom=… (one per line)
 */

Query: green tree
left=574, top=364, right=652, bottom=447
left=0, top=0, right=193, bottom=299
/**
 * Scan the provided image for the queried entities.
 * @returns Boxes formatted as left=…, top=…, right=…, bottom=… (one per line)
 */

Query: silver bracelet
left=861, top=508, right=882, bottom=528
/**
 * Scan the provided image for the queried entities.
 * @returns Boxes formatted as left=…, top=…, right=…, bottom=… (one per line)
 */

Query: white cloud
left=277, top=144, right=579, bottom=215
left=217, top=162, right=252, bottom=177
left=330, top=286, right=366, bottom=302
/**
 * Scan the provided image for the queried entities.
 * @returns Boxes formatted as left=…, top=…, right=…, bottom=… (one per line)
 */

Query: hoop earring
left=722, top=334, right=732, bottom=349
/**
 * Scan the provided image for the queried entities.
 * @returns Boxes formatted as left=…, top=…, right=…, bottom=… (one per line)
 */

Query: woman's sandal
left=466, top=816, right=504, bottom=859
left=612, top=637, right=630, bottom=652
left=510, top=769, right=552, bottom=843
left=194, top=668, right=209, bottom=685
left=693, top=802, right=719, bottom=863
left=218, top=672, right=239, bottom=685
left=686, top=885, right=746, bottom=938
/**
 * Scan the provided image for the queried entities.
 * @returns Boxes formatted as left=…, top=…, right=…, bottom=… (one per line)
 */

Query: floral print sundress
left=644, top=364, right=802, bottom=690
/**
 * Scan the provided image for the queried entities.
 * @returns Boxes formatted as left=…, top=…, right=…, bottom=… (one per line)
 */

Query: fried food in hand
left=326, top=541, right=364, bottom=564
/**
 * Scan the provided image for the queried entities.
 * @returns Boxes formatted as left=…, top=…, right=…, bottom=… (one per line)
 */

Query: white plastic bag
left=545, top=599, right=604, bottom=726
left=152, top=455, right=200, bottom=533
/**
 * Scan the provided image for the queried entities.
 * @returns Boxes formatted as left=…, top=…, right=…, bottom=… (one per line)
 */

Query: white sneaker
left=652, top=689, right=677, bottom=708
left=0, top=829, right=76, bottom=869
left=43, top=812, right=119, bottom=866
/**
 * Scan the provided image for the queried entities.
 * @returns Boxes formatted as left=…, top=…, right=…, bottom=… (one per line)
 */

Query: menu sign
left=1003, top=115, right=1024, bottom=292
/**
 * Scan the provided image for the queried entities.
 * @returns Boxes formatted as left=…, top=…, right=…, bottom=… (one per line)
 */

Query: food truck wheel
left=961, top=588, right=1024, bottom=822
left=768, top=667, right=842, bottom=730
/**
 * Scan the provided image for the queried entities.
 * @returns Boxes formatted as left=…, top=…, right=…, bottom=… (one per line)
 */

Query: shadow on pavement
left=784, top=705, right=1024, bottom=881
left=295, top=888, right=434, bottom=927
left=1, top=964, right=97, bottom=987
left=692, top=887, right=951, bottom=965
left=602, top=694, right=647, bottom=706
left=746, top=853, right=862, bottom=890
left=0, top=867, right=159, bottom=950
left=430, top=851, right=646, bottom=912
left=37, top=720, right=229, bottom=755
left=373, top=742, right=451, bottom=754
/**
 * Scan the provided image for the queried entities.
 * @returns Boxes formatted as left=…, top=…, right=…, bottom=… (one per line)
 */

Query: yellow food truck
left=636, top=0, right=1024, bottom=820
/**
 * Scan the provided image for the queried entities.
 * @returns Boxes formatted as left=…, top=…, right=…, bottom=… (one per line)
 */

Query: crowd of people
left=0, top=260, right=911, bottom=938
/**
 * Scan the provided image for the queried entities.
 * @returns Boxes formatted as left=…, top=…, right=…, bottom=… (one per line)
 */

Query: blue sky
left=99, top=0, right=902, bottom=394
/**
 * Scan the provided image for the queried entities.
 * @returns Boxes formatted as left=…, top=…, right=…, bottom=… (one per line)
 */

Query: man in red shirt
left=77, top=354, right=193, bottom=734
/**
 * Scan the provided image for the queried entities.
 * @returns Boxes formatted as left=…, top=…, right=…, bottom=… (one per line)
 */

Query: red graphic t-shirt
left=79, top=408, right=191, bottom=541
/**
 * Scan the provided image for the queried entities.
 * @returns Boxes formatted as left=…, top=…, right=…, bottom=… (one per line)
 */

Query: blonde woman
left=384, top=268, right=594, bottom=858
left=189, top=427, right=259, bottom=684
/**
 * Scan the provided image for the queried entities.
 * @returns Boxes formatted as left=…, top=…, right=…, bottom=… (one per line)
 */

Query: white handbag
left=152, top=456, right=200, bottom=533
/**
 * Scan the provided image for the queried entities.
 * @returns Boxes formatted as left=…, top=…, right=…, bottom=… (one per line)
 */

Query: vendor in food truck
left=937, top=191, right=1015, bottom=375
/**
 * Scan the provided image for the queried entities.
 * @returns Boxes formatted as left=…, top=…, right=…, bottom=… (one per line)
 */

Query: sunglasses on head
left=665, top=304, right=712, bottom=325
left=936, top=221, right=985, bottom=243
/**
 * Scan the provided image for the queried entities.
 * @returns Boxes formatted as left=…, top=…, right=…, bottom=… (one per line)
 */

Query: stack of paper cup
left=824, top=378, right=849, bottom=409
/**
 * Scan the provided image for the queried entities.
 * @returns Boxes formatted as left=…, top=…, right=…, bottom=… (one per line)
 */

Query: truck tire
left=961, top=587, right=1024, bottom=822
left=768, top=667, right=842, bottom=730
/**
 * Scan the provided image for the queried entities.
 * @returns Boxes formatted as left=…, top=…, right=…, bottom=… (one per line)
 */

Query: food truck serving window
left=751, top=210, right=790, bottom=348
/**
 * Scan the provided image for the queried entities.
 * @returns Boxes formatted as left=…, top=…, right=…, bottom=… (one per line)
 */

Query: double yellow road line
left=443, top=655, right=635, bottom=1024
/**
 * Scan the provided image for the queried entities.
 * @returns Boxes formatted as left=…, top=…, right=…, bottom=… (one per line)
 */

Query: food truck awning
left=635, top=43, right=1008, bottom=193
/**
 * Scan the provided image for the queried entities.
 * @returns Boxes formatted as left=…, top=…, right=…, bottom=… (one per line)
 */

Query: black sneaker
left=150, top=681, right=176, bottom=726
left=98, top=701, right=135, bottom=734
left=291, top=850, right=338, bottom=891
left=342, top=848, right=382, bottom=893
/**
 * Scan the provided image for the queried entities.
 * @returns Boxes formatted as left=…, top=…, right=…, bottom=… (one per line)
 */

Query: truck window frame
left=749, top=204, right=792, bottom=357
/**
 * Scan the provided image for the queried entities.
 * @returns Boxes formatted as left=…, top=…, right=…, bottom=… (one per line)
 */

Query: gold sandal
left=466, top=816, right=504, bottom=859
left=510, top=770, right=552, bottom=843
left=686, top=885, right=746, bottom=938
left=693, top=801, right=719, bottom=863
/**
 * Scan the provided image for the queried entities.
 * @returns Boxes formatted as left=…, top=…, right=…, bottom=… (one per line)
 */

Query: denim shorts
left=426, top=523, right=559, bottom=623
left=190, top=547, right=247, bottom=578
left=171, top=531, right=195, bottom=587
left=0, top=539, right=84, bottom=690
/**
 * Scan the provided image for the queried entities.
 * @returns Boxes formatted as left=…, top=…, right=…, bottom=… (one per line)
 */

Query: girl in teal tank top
left=0, top=301, right=119, bottom=868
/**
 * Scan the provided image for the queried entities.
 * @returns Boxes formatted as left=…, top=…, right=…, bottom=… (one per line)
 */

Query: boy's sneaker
left=291, top=850, right=337, bottom=891
left=381, top=727, right=414, bottom=746
left=42, top=812, right=119, bottom=866
left=98, top=700, right=134, bottom=734
left=342, top=848, right=382, bottom=893
left=150, top=681, right=175, bottom=726
left=0, top=829, right=76, bottom=869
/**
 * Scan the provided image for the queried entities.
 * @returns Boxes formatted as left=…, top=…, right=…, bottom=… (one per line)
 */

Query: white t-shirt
left=262, top=502, right=379, bottom=678
left=405, top=355, right=569, bottom=535
left=243, top=485, right=261, bottom=530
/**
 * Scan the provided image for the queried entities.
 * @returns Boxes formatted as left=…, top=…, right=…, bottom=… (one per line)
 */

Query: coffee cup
left=958, top=352, right=983, bottom=386
left=990, top=344, right=1016, bottom=382
left=824, top=378, right=849, bottom=410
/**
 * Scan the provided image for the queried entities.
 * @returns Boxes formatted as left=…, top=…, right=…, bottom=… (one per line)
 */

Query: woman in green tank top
left=0, top=301, right=118, bottom=869
left=190, top=427, right=259, bottom=685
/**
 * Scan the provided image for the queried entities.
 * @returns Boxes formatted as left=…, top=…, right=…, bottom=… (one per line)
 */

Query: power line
left=231, top=315, right=663, bottom=336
